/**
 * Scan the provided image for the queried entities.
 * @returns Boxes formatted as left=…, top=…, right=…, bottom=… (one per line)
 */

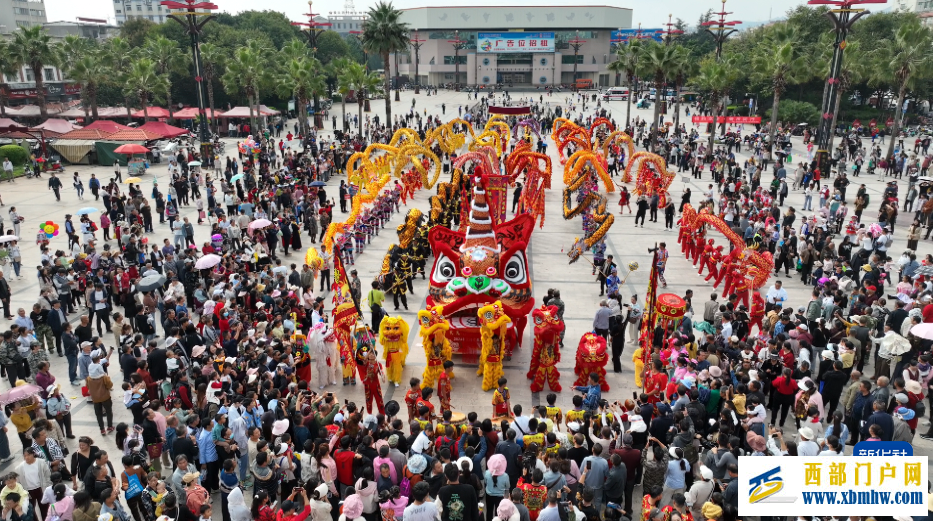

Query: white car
left=602, top=87, right=630, bottom=101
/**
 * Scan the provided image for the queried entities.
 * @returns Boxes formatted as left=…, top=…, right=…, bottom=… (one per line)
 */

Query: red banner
left=853, top=119, right=861, bottom=128
left=691, top=115, right=762, bottom=124
left=488, top=105, right=531, bottom=115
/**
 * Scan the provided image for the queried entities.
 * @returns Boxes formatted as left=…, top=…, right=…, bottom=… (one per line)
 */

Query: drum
left=491, top=415, right=512, bottom=428
left=450, top=412, right=467, bottom=429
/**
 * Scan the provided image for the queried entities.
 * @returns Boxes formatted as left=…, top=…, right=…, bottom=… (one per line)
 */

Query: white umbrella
left=0, top=235, right=19, bottom=243
left=881, top=333, right=912, bottom=356
left=248, top=218, right=273, bottom=231
left=188, top=161, right=202, bottom=167
left=194, top=254, right=222, bottom=270
left=910, top=323, right=933, bottom=341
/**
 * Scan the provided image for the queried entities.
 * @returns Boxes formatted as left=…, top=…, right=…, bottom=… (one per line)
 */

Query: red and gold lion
left=418, top=305, right=453, bottom=389
left=528, top=305, right=564, bottom=392
left=574, top=332, right=609, bottom=392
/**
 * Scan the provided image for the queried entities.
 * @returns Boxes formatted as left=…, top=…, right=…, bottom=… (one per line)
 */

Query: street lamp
left=808, top=0, right=883, bottom=178
left=410, top=28, right=425, bottom=94
left=568, top=30, right=587, bottom=92
left=701, top=0, right=742, bottom=60
left=160, top=0, right=218, bottom=160
left=448, top=30, right=468, bottom=92
left=658, top=14, right=684, bottom=45
left=291, top=0, right=332, bottom=130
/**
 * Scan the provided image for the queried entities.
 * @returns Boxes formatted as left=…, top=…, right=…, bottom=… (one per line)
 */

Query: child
left=378, top=487, right=406, bottom=521
left=545, top=393, right=562, bottom=431
left=437, top=360, right=453, bottom=414
left=122, top=382, right=140, bottom=409
left=150, top=480, right=168, bottom=517
left=492, top=377, right=511, bottom=419
left=199, top=503, right=212, bottom=521
left=404, top=378, right=421, bottom=420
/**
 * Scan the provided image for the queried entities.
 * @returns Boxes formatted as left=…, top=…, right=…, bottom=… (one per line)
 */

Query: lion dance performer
left=574, top=332, right=610, bottom=392
left=310, top=323, right=340, bottom=389
left=478, top=301, right=512, bottom=392
left=379, top=316, right=410, bottom=386
left=528, top=305, right=564, bottom=392
left=361, top=348, right=386, bottom=415
left=418, top=306, right=453, bottom=389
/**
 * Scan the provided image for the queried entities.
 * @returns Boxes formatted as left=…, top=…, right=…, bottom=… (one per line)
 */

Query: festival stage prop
left=528, top=305, right=564, bottom=392
left=625, top=151, right=675, bottom=207
left=573, top=332, right=609, bottom=391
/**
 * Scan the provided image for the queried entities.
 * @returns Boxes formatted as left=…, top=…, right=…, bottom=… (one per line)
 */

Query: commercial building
left=42, top=19, right=120, bottom=39
left=0, top=0, right=47, bottom=31
left=391, top=5, right=632, bottom=88
left=113, top=0, right=193, bottom=24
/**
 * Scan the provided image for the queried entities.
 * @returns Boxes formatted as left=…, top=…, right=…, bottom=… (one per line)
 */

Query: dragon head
left=418, top=305, right=450, bottom=337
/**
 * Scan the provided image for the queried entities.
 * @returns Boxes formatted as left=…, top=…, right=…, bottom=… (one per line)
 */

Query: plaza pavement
left=0, top=89, right=930, bottom=471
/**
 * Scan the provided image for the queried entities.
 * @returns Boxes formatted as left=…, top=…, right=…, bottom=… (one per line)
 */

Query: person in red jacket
left=770, top=366, right=798, bottom=428
left=750, top=290, right=765, bottom=335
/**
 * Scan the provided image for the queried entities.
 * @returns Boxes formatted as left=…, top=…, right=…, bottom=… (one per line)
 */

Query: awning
left=106, top=128, right=164, bottom=141
left=31, top=118, right=82, bottom=137
left=173, top=107, right=221, bottom=119
left=138, top=121, right=189, bottom=138
left=488, top=105, right=530, bottom=115
left=219, top=105, right=280, bottom=118
left=131, top=106, right=171, bottom=119
left=85, top=120, right=132, bottom=133
left=6, top=105, right=62, bottom=116
left=52, top=139, right=96, bottom=163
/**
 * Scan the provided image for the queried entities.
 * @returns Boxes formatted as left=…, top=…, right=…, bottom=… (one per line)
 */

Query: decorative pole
left=658, top=14, right=684, bottom=45
left=808, top=0, right=883, bottom=179
left=700, top=0, right=741, bottom=148
left=568, top=30, right=587, bottom=92
left=448, top=30, right=468, bottom=92
left=161, top=0, right=218, bottom=161
left=410, top=29, right=425, bottom=94
left=291, top=0, right=332, bottom=130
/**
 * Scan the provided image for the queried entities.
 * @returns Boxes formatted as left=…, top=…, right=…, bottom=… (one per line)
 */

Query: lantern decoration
left=40, top=221, right=59, bottom=238
left=628, top=261, right=639, bottom=272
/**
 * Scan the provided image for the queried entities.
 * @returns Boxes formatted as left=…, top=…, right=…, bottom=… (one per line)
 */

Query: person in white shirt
left=765, top=280, right=788, bottom=311
left=410, top=424, right=434, bottom=455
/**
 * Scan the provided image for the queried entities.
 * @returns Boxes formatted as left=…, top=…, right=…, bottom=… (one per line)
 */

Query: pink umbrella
left=910, top=323, right=933, bottom=340
left=0, top=383, right=42, bottom=406
left=248, top=218, right=273, bottom=231
left=194, top=254, right=222, bottom=270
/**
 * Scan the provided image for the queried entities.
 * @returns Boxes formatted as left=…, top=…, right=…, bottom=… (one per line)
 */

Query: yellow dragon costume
left=418, top=305, right=453, bottom=389
left=379, top=316, right=410, bottom=386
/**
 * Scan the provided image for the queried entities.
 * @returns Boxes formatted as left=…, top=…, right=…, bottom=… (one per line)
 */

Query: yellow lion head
left=379, top=316, right=410, bottom=345
left=418, top=305, right=450, bottom=337
left=478, top=300, right=512, bottom=330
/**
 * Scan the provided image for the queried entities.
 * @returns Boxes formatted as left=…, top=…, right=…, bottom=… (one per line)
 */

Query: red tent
left=130, top=107, right=172, bottom=119
left=31, top=119, right=82, bottom=137
left=173, top=107, right=222, bottom=119
left=0, top=118, right=26, bottom=132
left=138, top=121, right=190, bottom=138
left=85, top=120, right=133, bottom=134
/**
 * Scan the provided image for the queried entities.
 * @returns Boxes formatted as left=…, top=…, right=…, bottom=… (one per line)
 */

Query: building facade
left=391, top=5, right=632, bottom=88
left=113, top=0, right=181, bottom=25
left=0, top=0, right=47, bottom=31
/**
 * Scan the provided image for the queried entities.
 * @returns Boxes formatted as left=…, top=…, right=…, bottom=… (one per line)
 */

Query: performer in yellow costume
left=632, top=346, right=645, bottom=388
left=379, top=316, right=410, bottom=386
left=478, top=301, right=511, bottom=392
left=417, top=306, right=453, bottom=389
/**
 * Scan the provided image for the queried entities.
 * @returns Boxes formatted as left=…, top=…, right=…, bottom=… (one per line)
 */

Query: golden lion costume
left=478, top=301, right=511, bottom=392
left=418, top=305, right=453, bottom=389
left=379, top=316, right=410, bottom=386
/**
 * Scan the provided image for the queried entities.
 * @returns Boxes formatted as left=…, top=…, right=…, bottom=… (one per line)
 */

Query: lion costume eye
left=502, top=252, right=527, bottom=284
left=433, top=255, right=457, bottom=282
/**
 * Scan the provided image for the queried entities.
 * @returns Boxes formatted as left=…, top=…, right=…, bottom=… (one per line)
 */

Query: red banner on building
left=691, top=115, right=762, bottom=124
left=488, top=105, right=531, bottom=115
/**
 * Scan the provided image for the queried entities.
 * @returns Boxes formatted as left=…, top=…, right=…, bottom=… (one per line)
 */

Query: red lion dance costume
left=574, top=332, right=610, bottom=391
left=528, top=305, right=564, bottom=392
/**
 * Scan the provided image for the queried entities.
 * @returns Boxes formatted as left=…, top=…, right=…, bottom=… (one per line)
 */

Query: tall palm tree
left=641, top=41, right=676, bottom=151
left=222, top=43, right=269, bottom=132
left=361, top=1, right=409, bottom=122
left=751, top=23, right=807, bottom=161
left=199, top=42, right=224, bottom=135
left=871, top=20, right=933, bottom=159
left=668, top=45, right=698, bottom=131
left=276, top=56, right=325, bottom=137
left=10, top=26, right=57, bottom=118
left=0, top=41, right=21, bottom=118
left=123, top=58, right=167, bottom=122
left=341, top=61, right=382, bottom=135
left=145, top=35, right=186, bottom=123
left=330, top=57, right=353, bottom=132
left=58, top=35, right=90, bottom=69
left=616, top=38, right=645, bottom=129
left=102, top=37, right=139, bottom=123
left=67, top=52, right=107, bottom=121
left=693, top=54, right=742, bottom=159
left=815, top=36, right=867, bottom=152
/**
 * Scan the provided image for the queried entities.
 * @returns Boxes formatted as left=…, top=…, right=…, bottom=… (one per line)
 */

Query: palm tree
left=668, top=45, right=698, bottom=131
left=871, top=20, right=933, bottom=159
left=123, top=58, right=167, bottom=122
left=815, top=35, right=866, bottom=152
left=640, top=41, right=676, bottom=151
left=145, top=35, right=186, bottom=123
left=341, top=61, right=382, bottom=134
left=276, top=56, right=325, bottom=137
left=615, top=38, right=645, bottom=129
left=67, top=52, right=107, bottom=121
left=102, top=37, right=139, bottom=122
left=199, top=42, right=224, bottom=135
left=361, top=1, right=409, bottom=122
left=329, top=57, right=353, bottom=132
left=10, top=26, right=57, bottom=118
left=693, top=54, right=742, bottom=159
left=58, top=35, right=89, bottom=69
left=222, top=43, right=270, bottom=132
left=750, top=23, right=807, bottom=161
left=0, top=41, right=21, bottom=118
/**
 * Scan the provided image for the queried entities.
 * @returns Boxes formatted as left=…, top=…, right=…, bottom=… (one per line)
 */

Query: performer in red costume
left=750, top=289, right=765, bottom=334
left=361, top=349, right=386, bottom=415
left=733, top=264, right=750, bottom=309
left=697, top=240, right=714, bottom=277
left=691, top=229, right=706, bottom=265
left=703, top=245, right=724, bottom=282
left=529, top=305, right=564, bottom=392
left=573, top=332, right=609, bottom=392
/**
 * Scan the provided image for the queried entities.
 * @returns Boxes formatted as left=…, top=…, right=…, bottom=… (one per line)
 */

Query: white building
left=112, top=0, right=173, bottom=24
left=0, top=0, right=47, bottom=31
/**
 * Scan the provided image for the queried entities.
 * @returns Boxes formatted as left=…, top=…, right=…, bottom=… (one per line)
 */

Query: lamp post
left=700, top=0, right=741, bottom=144
left=410, top=28, right=425, bottom=94
left=658, top=14, right=684, bottom=45
left=448, top=30, right=468, bottom=91
left=568, top=30, right=587, bottom=92
left=809, top=0, right=883, bottom=179
left=291, top=1, right=331, bottom=130
left=160, top=0, right=218, bottom=161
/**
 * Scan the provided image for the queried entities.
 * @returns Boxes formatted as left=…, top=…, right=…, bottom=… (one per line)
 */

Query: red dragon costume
left=528, top=305, right=564, bottom=392
left=574, top=332, right=610, bottom=392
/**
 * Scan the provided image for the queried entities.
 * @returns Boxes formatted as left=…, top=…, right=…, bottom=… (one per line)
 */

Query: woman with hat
left=182, top=471, right=208, bottom=517
left=484, top=454, right=510, bottom=521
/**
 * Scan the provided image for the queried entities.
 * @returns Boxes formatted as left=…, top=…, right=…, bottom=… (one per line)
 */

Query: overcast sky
left=46, top=0, right=812, bottom=32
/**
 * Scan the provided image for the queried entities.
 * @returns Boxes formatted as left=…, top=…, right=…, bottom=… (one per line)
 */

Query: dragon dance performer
left=528, top=305, right=564, bottom=393
left=750, top=289, right=765, bottom=335
left=379, top=316, right=410, bottom=386
left=418, top=306, right=453, bottom=389
left=293, top=331, right=313, bottom=385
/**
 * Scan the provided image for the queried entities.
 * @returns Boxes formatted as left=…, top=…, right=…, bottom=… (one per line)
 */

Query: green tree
left=361, top=1, right=409, bottom=120
left=10, top=26, right=57, bottom=118
left=692, top=54, right=742, bottom=156
left=280, top=38, right=310, bottom=62
left=67, top=52, right=107, bottom=121
left=123, top=58, right=167, bottom=122
left=120, top=17, right=158, bottom=48
left=233, top=10, right=303, bottom=49
left=145, top=35, right=186, bottom=123
left=57, top=35, right=90, bottom=68
left=640, top=40, right=676, bottom=151
left=330, top=57, right=353, bottom=132
left=668, top=45, right=698, bottom=130
left=871, top=19, right=933, bottom=158
left=0, top=41, right=20, bottom=118
left=614, top=38, right=645, bottom=128
left=199, top=42, right=225, bottom=135
left=276, top=56, right=325, bottom=136
left=102, top=37, right=139, bottom=122
left=750, top=23, right=807, bottom=161
left=341, top=61, right=382, bottom=134
left=316, top=31, right=351, bottom=65
left=815, top=34, right=867, bottom=150
left=766, top=100, right=821, bottom=126
left=222, top=42, right=270, bottom=131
